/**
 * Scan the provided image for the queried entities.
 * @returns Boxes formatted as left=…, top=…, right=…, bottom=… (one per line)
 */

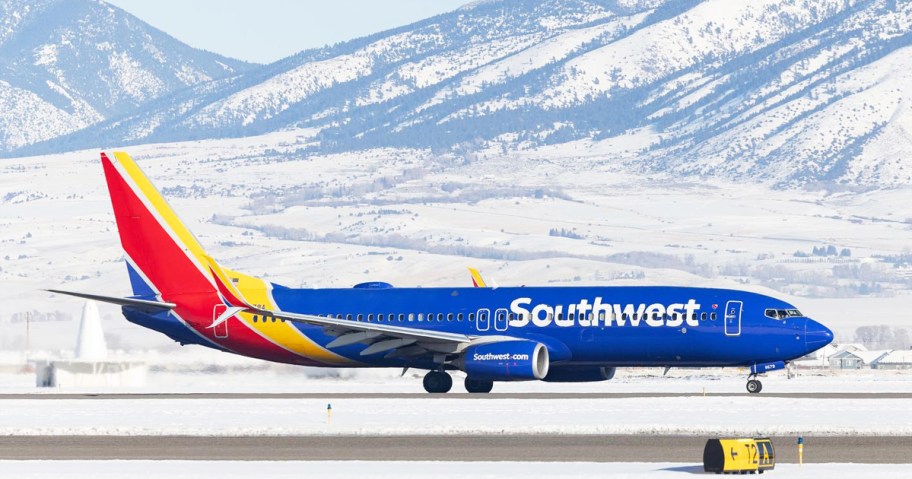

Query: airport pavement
left=0, top=435, right=909, bottom=462
left=1, top=392, right=911, bottom=399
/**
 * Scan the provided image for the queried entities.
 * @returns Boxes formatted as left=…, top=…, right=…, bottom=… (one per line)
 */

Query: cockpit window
left=765, top=308, right=803, bottom=320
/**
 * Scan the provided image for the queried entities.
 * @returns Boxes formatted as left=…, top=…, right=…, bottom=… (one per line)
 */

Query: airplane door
left=476, top=308, right=491, bottom=332
left=724, top=300, right=742, bottom=336
left=212, top=304, right=229, bottom=339
left=494, top=308, right=508, bottom=332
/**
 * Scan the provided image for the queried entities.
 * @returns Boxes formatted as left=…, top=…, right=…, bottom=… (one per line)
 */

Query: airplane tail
left=100, top=151, right=217, bottom=301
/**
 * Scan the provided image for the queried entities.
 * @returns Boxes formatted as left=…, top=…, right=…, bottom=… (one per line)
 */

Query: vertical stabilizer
left=100, top=151, right=215, bottom=299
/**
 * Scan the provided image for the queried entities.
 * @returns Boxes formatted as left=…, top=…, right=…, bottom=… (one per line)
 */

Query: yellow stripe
left=468, top=267, right=487, bottom=287
left=113, top=151, right=210, bottom=271
left=227, top=267, right=354, bottom=365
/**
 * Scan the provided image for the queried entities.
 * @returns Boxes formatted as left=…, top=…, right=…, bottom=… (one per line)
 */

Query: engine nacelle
left=460, top=341, right=550, bottom=381
left=543, top=366, right=616, bottom=383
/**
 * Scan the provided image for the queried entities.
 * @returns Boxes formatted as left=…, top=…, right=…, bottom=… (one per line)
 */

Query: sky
left=105, top=0, right=470, bottom=64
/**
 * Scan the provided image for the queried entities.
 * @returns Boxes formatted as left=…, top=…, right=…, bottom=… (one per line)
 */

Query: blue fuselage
left=130, top=284, right=830, bottom=370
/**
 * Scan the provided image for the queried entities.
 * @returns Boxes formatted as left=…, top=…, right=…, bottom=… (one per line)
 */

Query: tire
left=464, top=377, right=494, bottom=393
left=746, top=379, right=762, bottom=394
left=423, top=371, right=452, bottom=393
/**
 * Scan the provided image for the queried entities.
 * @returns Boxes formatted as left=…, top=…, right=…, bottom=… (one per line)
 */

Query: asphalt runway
left=2, top=392, right=911, bottom=399
left=0, top=435, right=909, bottom=462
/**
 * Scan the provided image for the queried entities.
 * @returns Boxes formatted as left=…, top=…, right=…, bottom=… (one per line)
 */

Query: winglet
left=468, top=267, right=487, bottom=288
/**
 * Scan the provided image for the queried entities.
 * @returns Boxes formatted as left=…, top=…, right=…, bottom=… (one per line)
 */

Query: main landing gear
left=464, top=377, right=494, bottom=394
left=423, top=370, right=453, bottom=393
left=422, top=371, right=495, bottom=394
left=746, top=375, right=763, bottom=394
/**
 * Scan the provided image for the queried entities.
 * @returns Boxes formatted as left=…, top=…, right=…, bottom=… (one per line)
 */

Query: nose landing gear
left=746, top=376, right=763, bottom=394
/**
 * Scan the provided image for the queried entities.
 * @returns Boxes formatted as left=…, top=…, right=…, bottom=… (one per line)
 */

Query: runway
left=2, top=392, right=912, bottom=399
left=1, top=435, right=910, bottom=462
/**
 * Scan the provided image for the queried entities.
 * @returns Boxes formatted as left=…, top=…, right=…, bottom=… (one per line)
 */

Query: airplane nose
left=805, top=318, right=834, bottom=351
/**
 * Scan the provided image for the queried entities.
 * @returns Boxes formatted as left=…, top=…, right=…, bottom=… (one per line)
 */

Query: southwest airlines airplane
left=51, top=152, right=833, bottom=394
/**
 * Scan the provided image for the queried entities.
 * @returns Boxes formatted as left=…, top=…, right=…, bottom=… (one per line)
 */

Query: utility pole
left=25, top=311, right=30, bottom=361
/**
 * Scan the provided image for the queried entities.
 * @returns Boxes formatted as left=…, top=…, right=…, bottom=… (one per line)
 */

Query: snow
left=0, top=461, right=909, bottom=479
left=2, top=394, right=910, bottom=437
left=1, top=367, right=911, bottom=437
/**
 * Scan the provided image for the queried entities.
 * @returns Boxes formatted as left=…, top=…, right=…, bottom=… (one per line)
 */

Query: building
left=872, top=350, right=912, bottom=370
left=34, top=301, right=146, bottom=388
left=828, top=349, right=890, bottom=370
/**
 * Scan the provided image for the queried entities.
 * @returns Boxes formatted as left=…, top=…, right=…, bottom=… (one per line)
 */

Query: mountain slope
left=0, top=0, right=252, bottom=151
left=20, top=0, right=912, bottom=188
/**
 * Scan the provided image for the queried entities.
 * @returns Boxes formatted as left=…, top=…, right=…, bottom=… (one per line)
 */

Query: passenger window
left=598, top=312, right=605, bottom=321
left=417, top=313, right=423, bottom=321
left=701, top=312, right=707, bottom=321
left=437, top=313, right=443, bottom=321
left=457, top=313, right=464, bottom=321
left=408, top=313, right=414, bottom=321
left=710, top=312, right=717, bottom=320
left=398, top=314, right=404, bottom=321
left=447, top=313, right=454, bottom=321
left=357, top=314, right=363, bottom=321
left=469, top=313, right=475, bottom=321
left=252, top=315, right=258, bottom=323
left=367, top=314, right=373, bottom=322
left=346, top=314, right=352, bottom=321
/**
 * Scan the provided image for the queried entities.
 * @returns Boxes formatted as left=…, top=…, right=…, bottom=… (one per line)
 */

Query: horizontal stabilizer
left=45, top=289, right=176, bottom=312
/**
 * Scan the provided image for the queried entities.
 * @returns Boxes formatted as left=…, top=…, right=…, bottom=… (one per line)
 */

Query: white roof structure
left=74, top=300, right=107, bottom=361
left=875, top=350, right=912, bottom=365
left=836, top=343, right=868, bottom=353
left=833, top=349, right=890, bottom=365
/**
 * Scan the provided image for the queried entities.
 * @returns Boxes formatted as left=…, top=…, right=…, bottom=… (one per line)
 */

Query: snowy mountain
left=0, top=0, right=251, bottom=152
left=13, top=0, right=912, bottom=188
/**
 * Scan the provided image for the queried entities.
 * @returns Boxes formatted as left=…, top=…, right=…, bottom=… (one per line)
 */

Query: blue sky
left=105, top=0, right=470, bottom=64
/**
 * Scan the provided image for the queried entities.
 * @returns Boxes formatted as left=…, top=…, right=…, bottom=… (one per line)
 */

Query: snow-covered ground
left=1, top=369, right=911, bottom=436
left=0, top=461, right=908, bottom=479
left=1, top=395, right=909, bottom=437
left=2, top=348, right=911, bottom=395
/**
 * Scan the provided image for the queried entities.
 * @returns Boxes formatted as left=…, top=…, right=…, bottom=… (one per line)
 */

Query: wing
left=46, top=289, right=175, bottom=313
left=204, top=256, right=494, bottom=358
left=262, top=309, right=477, bottom=356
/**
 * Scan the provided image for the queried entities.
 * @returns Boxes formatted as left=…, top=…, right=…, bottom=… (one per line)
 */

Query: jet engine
left=458, top=341, right=549, bottom=381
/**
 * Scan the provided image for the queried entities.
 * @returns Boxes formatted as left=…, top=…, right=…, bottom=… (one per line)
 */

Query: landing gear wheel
left=423, top=371, right=452, bottom=393
left=464, top=377, right=494, bottom=393
left=746, top=379, right=763, bottom=394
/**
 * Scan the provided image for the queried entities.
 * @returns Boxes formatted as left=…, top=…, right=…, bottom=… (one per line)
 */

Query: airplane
left=49, top=151, right=834, bottom=394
